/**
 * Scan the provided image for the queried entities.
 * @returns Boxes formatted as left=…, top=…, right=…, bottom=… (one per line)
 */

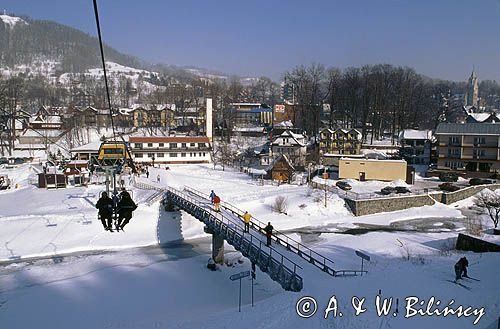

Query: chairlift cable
left=92, top=0, right=135, bottom=172
left=92, top=0, right=117, bottom=142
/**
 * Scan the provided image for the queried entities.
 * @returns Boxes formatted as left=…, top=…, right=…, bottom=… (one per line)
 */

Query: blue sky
left=2, top=0, right=500, bottom=81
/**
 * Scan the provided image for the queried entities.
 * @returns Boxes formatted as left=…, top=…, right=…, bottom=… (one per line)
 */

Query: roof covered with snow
left=399, top=129, right=433, bottom=140
left=435, top=123, right=500, bottom=135
left=129, top=136, right=210, bottom=143
left=69, top=141, right=102, bottom=153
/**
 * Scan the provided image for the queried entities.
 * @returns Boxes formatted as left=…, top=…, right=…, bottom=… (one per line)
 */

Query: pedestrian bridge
left=163, top=186, right=368, bottom=292
left=166, top=187, right=304, bottom=291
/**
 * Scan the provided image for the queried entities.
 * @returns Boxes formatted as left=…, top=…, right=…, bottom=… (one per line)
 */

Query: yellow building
left=319, top=128, right=362, bottom=156
left=339, top=158, right=407, bottom=182
left=132, top=105, right=175, bottom=127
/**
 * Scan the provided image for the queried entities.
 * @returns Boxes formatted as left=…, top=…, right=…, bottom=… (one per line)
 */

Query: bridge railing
left=183, top=186, right=337, bottom=276
left=167, top=186, right=303, bottom=277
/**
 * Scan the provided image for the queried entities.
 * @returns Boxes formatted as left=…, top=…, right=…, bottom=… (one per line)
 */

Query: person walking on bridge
left=213, top=194, right=221, bottom=212
left=242, top=211, right=252, bottom=232
left=210, top=190, right=215, bottom=204
left=264, top=222, right=273, bottom=247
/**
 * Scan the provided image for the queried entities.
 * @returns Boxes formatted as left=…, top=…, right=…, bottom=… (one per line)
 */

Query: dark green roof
left=435, top=123, right=500, bottom=135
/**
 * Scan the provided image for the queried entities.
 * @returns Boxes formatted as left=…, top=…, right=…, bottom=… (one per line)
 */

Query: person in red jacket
left=213, top=195, right=221, bottom=212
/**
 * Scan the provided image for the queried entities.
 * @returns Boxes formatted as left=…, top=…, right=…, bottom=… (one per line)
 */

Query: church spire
left=465, top=66, right=479, bottom=107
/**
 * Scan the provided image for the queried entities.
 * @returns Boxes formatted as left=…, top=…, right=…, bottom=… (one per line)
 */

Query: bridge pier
left=204, top=226, right=224, bottom=264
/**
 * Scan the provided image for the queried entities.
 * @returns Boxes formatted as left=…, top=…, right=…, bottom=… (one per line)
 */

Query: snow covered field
left=1, top=164, right=499, bottom=329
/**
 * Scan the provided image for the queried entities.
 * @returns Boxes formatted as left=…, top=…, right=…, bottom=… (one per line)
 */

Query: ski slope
left=0, top=164, right=499, bottom=329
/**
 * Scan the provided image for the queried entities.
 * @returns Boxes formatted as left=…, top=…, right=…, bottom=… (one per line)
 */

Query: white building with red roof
left=129, top=136, right=211, bottom=164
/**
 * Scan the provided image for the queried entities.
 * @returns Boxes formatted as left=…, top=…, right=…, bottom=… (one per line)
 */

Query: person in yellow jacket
left=242, top=211, right=251, bottom=232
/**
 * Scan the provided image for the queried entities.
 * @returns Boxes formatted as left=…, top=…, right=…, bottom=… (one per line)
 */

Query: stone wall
left=312, top=181, right=500, bottom=216
left=456, top=233, right=500, bottom=252
left=346, top=193, right=442, bottom=216
left=441, top=183, right=500, bottom=204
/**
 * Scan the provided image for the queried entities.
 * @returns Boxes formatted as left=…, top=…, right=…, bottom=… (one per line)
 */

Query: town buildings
left=435, top=122, right=500, bottom=176
left=319, top=128, right=362, bottom=156
left=398, top=129, right=433, bottom=165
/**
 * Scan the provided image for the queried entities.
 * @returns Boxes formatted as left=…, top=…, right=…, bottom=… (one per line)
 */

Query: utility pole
left=323, top=167, right=328, bottom=208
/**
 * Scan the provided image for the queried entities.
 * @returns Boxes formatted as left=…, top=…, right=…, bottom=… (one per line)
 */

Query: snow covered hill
left=0, top=14, right=28, bottom=29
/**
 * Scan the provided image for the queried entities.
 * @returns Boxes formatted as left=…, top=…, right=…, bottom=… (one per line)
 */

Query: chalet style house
left=319, top=128, right=362, bottom=156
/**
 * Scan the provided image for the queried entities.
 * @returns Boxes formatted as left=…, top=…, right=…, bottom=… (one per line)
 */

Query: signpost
left=355, top=250, right=371, bottom=276
left=230, top=271, right=250, bottom=312
left=251, top=262, right=256, bottom=307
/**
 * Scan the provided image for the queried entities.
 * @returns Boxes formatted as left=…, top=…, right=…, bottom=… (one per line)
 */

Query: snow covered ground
left=1, top=163, right=499, bottom=329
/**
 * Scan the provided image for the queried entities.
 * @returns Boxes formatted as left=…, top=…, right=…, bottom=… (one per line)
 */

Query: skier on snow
left=454, top=257, right=469, bottom=282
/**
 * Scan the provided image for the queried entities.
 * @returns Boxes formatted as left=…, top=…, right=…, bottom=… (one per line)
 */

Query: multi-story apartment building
left=398, top=129, right=433, bottom=165
left=130, top=105, right=175, bottom=128
left=229, top=103, right=273, bottom=127
left=319, top=128, right=362, bottom=156
left=129, top=136, right=211, bottom=164
left=435, top=123, right=500, bottom=175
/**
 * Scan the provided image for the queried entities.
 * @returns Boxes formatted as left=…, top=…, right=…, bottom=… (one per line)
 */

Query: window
left=157, top=153, right=164, bottom=158
left=473, top=149, right=485, bottom=157
left=199, top=143, right=206, bottom=148
left=104, top=148, right=124, bottom=155
left=147, top=143, right=153, bottom=147
left=199, top=152, right=202, bottom=157
left=448, top=136, right=460, bottom=145
left=135, top=143, right=143, bottom=149
left=135, top=153, right=143, bottom=158
left=148, top=153, right=154, bottom=158
left=181, top=153, right=186, bottom=157
left=447, top=148, right=460, bottom=157
left=169, top=143, right=177, bottom=149
left=479, top=162, right=492, bottom=172
left=170, top=153, right=177, bottom=157
left=159, top=143, right=164, bottom=147
left=181, top=143, right=187, bottom=148
left=473, top=137, right=485, bottom=145
left=190, top=143, right=195, bottom=147
left=203, top=152, right=206, bottom=156
left=193, top=153, right=196, bottom=157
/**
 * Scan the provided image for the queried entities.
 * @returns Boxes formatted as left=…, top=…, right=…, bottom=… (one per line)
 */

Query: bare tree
left=272, top=196, right=288, bottom=214
left=474, top=192, right=500, bottom=229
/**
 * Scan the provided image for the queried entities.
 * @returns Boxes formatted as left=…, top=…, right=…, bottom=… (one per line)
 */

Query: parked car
left=395, top=186, right=411, bottom=194
left=0, top=157, right=8, bottom=165
left=439, top=172, right=458, bottom=182
left=380, top=186, right=397, bottom=195
left=439, top=182, right=460, bottom=192
left=336, top=181, right=352, bottom=191
left=469, top=178, right=493, bottom=186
